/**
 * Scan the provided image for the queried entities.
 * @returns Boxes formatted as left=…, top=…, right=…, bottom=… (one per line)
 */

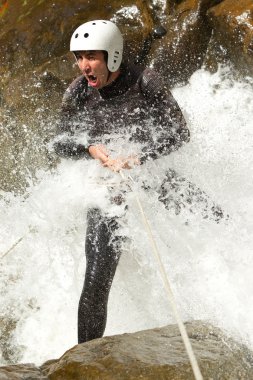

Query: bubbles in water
left=0, top=66, right=253, bottom=365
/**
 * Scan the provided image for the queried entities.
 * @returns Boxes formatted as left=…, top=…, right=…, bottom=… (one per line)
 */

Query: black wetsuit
left=54, top=63, right=189, bottom=343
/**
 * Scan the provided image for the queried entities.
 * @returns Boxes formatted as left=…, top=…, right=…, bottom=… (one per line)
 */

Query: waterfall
left=0, top=66, right=253, bottom=365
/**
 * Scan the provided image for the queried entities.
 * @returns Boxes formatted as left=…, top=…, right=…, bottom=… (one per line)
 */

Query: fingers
left=102, top=158, right=137, bottom=172
left=103, top=159, right=122, bottom=172
left=97, top=144, right=109, bottom=156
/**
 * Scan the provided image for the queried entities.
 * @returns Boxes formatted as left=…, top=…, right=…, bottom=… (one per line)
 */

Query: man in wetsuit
left=54, top=20, right=189, bottom=344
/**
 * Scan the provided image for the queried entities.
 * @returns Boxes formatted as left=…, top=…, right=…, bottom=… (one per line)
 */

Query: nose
left=78, top=58, right=90, bottom=73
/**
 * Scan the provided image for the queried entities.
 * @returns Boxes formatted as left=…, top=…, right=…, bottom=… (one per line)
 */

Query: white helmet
left=70, top=20, right=123, bottom=72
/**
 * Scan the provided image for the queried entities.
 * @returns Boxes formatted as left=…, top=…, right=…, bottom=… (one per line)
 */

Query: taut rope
left=120, top=171, right=203, bottom=380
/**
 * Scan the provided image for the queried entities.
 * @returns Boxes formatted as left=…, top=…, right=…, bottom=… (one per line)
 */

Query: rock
left=0, top=317, right=19, bottom=364
left=147, top=0, right=223, bottom=86
left=42, top=321, right=253, bottom=379
left=0, top=364, right=47, bottom=380
left=0, top=1, right=161, bottom=71
left=2, top=321, right=252, bottom=380
left=207, top=0, right=253, bottom=76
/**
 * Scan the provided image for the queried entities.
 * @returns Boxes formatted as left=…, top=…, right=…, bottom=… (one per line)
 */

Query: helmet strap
left=106, top=69, right=112, bottom=83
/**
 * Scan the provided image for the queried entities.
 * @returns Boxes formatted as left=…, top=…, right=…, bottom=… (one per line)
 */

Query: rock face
left=0, top=321, right=253, bottom=380
left=147, top=0, right=223, bottom=85
left=207, top=0, right=253, bottom=76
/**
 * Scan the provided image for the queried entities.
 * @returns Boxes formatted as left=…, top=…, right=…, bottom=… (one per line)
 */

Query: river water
left=0, top=66, right=253, bottom=365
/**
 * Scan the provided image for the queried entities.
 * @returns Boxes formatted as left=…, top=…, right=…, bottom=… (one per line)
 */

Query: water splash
left=0, top=66, right=253, bottom=365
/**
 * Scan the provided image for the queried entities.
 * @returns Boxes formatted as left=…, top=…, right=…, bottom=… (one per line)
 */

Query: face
left=75, top=50, right=109, bottom=89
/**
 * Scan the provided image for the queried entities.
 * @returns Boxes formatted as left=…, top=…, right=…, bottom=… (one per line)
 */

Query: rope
left=120, top=171, right=203, bottom=380
left=0, top=236, right=25, bottom=260
left=0, top=226, right=37, bottom=261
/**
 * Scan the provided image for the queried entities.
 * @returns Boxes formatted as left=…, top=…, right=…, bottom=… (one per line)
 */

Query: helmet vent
left=92, top=22, right=96, bottom=25
left=84, top=33, right=89, bottom=38
left=75, top=33, right=78, bottom=38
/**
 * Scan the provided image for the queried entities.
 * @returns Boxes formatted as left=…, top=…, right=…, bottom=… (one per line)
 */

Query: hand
left=88, top=145, right=139, bottom=172
left=88, top=145, right=109, bottom=164
left=103, top=155, right=140, bottom=172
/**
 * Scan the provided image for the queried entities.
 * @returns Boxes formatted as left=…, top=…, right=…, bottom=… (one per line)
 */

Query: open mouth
left=88, top=75, right=97, bottom=83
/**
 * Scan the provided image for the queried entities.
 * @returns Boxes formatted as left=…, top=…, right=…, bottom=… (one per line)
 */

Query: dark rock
left=147, top=0, right=223, bottom=86
left=0, top=1, right=154, bottom=77
left=207, top=0, right=253, bottom=76
left=0, top=321, right=253, bottom=379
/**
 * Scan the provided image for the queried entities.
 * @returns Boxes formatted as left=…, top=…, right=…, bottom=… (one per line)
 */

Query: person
left=54, top=19, right=190, bottom=344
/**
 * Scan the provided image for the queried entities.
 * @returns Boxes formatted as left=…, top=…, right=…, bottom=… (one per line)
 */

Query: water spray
left=135, top=25, right=167, bottom=65
left=0, top=225, right=37, bottom=261
left=119, top=170, right=203, bottom=380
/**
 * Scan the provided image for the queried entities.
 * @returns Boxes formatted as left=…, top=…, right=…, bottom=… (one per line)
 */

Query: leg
left=158, top=169, right=228, bottom=223
left=78, top=208, right=121, bottom=343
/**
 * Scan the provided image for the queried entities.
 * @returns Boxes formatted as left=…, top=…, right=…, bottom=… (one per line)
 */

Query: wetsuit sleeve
left=53, top=75, right=92, bottom=159
left=137, top=69, right=190, bottom=163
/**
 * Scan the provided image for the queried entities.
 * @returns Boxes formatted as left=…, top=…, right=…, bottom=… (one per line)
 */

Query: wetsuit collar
left=98, top=63, right=143, bottom=99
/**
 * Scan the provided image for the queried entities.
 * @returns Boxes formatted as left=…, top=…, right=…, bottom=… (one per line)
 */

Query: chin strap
left=106, top=69, right=112, bottom=84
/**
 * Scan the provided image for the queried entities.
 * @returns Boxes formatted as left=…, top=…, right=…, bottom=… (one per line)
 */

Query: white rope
left=0, top=226, right=36, bottom=261
left=120, top=171, right=203, bottom=380
left=0, top=235, right=25, bottom=260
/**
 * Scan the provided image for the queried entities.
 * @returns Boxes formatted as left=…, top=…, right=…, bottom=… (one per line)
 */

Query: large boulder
left=0, top=321, right=252, bottom=379
left=206, top=0, right=253, bottom=75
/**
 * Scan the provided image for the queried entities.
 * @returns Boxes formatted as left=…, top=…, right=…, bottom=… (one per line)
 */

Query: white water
left=0, top=66, right=253, bottom=365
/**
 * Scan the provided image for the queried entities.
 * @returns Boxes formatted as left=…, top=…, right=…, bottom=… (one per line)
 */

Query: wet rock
left=0, top=317, right=19, bottom=364
left=0, top=107, right=56, bottom=193
left=0, top=321, right=253, bottom=379
left=206, top=0, right=253, bottom=76
left=0, top=364, right=47, bottom=380
left=0, top=0, right=152, bottom=76
left=147, top=0, right=223, bottom=86
left=43, top=321, right=253, bottom=379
